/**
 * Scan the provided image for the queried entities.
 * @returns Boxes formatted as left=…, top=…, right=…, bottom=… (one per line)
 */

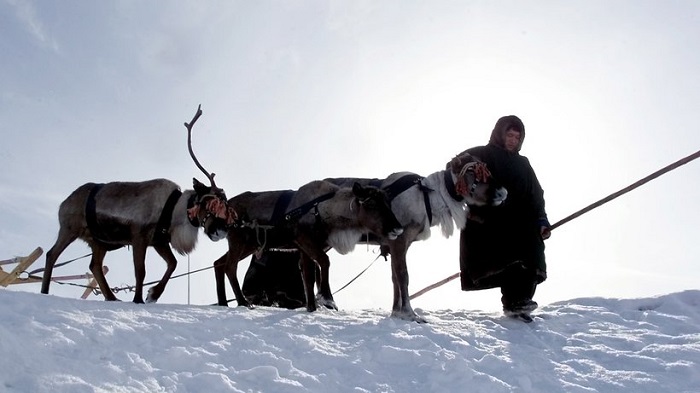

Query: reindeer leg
left=391, top=260, right=401, bottom=311
left=224, top=237, right=255, bottom=308
left=297, top=240, right=336, bottom=311
left=214, top=252, right=229, bottom=306
left=387, top=240, right=403, bottom=312
left=389, top=240, right=427, bottom=323
left=89, top=246, right=118, bottom=301
left=41, top=228, right=78, bottom=294
left=147, top=244, right=178, bottom=303
left=131, top=240, right=148, bottom=304
left=225, top=256, right=249, bottom=308
left=298, top=252, right=318, bottom=312
left=313, top=253, right=336, bottom=311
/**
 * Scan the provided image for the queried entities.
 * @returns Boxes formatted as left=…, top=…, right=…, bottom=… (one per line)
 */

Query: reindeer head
left=351, top=183, right=404, bottom=240
left=184, top=105, right=236, bottom=241
left=187, top=178, right=236, bottom=241
left=450, top=156, right=507, bottom=207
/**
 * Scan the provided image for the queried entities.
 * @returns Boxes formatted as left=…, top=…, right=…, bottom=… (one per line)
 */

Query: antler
left=184, top=104, right=218, bottom=190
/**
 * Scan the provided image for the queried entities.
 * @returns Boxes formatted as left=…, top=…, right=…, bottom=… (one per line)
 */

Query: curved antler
left=185, top=104, right=218, bottom=190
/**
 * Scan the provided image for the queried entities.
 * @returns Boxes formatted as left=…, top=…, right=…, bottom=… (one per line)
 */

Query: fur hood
left=488, top=115, right=525, bottom=152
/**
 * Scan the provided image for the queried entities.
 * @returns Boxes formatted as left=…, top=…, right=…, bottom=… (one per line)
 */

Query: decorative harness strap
left=453, top=162, right=491, bottom=198
left=152, top=189, right=184, bottom=245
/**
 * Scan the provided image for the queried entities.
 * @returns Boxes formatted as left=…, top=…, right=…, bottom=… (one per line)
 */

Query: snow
left=1, top=289, right=699, bottom=392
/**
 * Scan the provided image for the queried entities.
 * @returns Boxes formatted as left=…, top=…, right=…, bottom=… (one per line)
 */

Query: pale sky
left=2, top=1, right=699, bottom=313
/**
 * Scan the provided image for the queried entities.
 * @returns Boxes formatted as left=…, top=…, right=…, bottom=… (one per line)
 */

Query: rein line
left=333, top=252, right=383, bottom=295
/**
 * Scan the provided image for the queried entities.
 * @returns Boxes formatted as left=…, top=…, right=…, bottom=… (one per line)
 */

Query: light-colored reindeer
left=41, top=106, right=235, bottom=303
left=323, top=156, right=508, bottom=322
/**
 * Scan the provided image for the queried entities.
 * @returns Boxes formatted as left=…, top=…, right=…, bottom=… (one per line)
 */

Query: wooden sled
left=0, top=247, right=107, bottom=299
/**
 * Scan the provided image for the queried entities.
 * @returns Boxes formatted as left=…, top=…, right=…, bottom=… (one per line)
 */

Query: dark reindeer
left=41, top=106, right=235, bottom=303
left=208, top=180, right=404, bottom=312
left=321, top=155, right=507, bottom=322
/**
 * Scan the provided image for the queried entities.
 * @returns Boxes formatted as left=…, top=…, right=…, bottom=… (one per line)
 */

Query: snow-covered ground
left=1, top=289, right=698, bottom=393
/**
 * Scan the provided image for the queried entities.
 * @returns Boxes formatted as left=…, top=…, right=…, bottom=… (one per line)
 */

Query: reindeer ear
left=352, top=182, right=368, bottom=198
left=450, top=153, right=475, bottom=173
left=459, top=153, right=478, bottom=165
left=193, top=178, right=209, bottom=194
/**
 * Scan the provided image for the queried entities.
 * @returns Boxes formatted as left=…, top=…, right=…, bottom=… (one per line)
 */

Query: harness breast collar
left=153, top=189, right=184, bottom=245
left=443, top=170, right=464, bottom=202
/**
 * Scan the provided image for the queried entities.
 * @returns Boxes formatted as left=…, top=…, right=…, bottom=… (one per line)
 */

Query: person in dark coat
left=241, top=249, right=307, bottom=309
left=450, top=115, right=551, bottom=319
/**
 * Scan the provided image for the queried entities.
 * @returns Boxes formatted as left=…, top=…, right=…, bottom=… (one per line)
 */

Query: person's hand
left=540, top=226, right=551, bottom=240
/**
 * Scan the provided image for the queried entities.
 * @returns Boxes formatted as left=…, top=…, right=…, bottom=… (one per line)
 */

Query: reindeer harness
left=237, top=191, right=338, bottom=253
left=153, top=189, right=184, bottom=244
left=85, top=184, right=183, bottom=248
left=446, top=161, right=492, bottom=202
left=383, top=174, right=434, bottom=225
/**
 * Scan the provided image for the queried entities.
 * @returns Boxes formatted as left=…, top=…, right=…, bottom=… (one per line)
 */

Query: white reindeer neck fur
left=169, top=189, right=199, bottom=255
left=313, top=188, right=365, bottom=255
left=421, top=170, right=469, bottom=238
left=327, top=229, right=363, bottom=255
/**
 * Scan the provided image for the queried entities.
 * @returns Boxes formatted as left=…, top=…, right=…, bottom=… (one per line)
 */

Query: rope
left=409, top=272, right=460, bottom=300
left=107, top=264, right=216, bottom=294
left=27, top=253, right=92, bottom=275
left=549, top=148, right=700, bottom=230
left=27, top=263, right=217, bottom=294
left=333, top=254, right=382, bottom=295
left=214, top=248, right=383, bottom=306
left=409, top=148, right=700, bottom=300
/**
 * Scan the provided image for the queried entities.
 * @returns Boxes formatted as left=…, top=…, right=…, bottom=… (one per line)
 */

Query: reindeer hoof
left=315, top=294, right=337, bottom=310
left=414, top=315, right=428, bottom=324
left=391, top=310, right=428, bottom=324
left=145, top=288, right=159, bottom=303
left=236, top=301, right=252, bottom=309
left=322, top=300, right=338, bottom=310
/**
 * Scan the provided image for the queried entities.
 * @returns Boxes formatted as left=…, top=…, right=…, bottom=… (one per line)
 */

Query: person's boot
left=503, top=299, right=538, bottom=323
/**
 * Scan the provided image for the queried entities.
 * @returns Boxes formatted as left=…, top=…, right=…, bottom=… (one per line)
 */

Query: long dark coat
left=242, top=250, right=307, bottom=309
left=455, top=115, right=548, bottom=291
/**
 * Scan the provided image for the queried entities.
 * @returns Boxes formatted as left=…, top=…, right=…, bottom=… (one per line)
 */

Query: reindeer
left=205, top=179, right=404, bottom=312
left=322, top=155, right=508, bottom=322
left=41, top=106, right=235, bottom=303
